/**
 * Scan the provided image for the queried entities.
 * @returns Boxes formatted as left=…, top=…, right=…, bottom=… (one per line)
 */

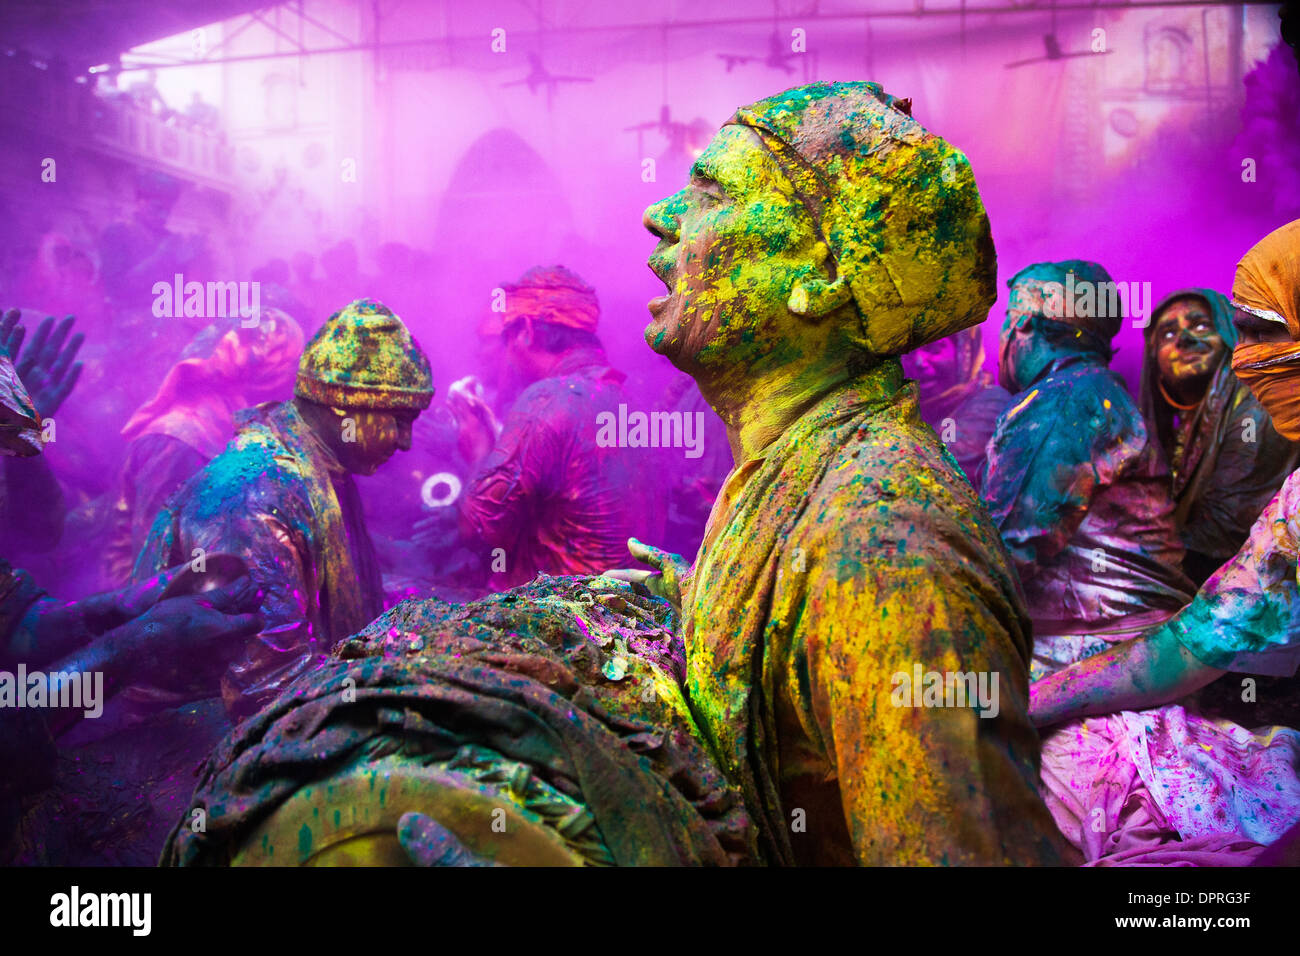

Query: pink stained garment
left=1039, top=705, right=1300, bottom=865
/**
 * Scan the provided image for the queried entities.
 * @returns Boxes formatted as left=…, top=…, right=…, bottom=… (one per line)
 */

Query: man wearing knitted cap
left=623, top=82, right=1068, bottom=865
left=134, top=299, right=433, bottom=720
left=981, top=261, right=1194, bottom=678
left=455, top=265, right=659, bottom=587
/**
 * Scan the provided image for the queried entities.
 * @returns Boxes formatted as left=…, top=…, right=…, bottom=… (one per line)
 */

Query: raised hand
left=0, top=310, right=84, bottom=417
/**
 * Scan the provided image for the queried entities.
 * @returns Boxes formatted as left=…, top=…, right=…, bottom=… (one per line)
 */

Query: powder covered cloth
left=162, top=575, right=752, bottom=867
left=460, top=347, right=663, bottom=587
left=981, top=353, right=1195, bottom=646
left=133, top=399, right=384, bottom=721
left=683, top=359, right=1067, bottom=865
left=1035, top=466, right=1300, bottom=864
left=1039, top=706, right=1299, bottom=865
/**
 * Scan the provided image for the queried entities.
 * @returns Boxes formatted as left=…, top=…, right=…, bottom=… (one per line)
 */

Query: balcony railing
left=0, top=54, right=234, bottom=190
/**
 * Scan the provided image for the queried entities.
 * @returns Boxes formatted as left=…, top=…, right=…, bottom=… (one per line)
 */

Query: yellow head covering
left=727, top=82, right=997, bottom=355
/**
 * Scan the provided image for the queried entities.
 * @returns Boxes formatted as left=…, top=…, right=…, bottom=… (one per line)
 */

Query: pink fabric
left=121, top=310, right=303, bottom=458
left=1040, top=706, right=1300, bottom=865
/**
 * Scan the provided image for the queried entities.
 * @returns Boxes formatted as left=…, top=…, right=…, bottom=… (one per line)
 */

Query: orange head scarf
left=1229, top=219, right=1300, bottom=439
left=122, top=308, right=305, bottom=458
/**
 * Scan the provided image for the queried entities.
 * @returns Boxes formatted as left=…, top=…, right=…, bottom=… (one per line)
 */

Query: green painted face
left=642, top=125, right=827, bottom=377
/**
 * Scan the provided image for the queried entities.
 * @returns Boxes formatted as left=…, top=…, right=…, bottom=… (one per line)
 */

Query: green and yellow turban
left=727, top=81, right=997, bottom=356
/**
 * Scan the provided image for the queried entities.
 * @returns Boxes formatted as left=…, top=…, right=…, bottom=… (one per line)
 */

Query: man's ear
left=787, top=244, right=853, bottom=321
left=787, top=275, right=853, bottom=320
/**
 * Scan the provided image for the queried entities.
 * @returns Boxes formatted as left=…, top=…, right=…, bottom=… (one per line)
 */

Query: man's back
left=462, top=349, right=663, bottom=587
left=685, top=361, right=1068, bottom=865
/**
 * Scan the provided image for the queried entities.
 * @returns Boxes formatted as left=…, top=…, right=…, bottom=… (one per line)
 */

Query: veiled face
left=998, top=281, right=1054, bottom=393
left=1154, top=297, right=1223, bottom=396
left=641, top=125, right=824, bottom=376
left=1232, top=307, right=1292, bottom=346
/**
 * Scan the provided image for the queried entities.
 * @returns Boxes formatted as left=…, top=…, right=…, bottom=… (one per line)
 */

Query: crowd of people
left=2, top=76, right=1300, bottom=867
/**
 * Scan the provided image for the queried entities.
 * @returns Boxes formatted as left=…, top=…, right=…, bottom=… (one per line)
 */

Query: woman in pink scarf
left=105, top=309, right=304, bottom=584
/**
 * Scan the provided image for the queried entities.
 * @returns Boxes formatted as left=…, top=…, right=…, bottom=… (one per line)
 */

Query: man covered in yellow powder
left=617, top=82, right=1069, bottom=865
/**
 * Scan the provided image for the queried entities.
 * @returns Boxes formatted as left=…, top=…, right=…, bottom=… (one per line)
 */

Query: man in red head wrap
left=454, top=266, right=662, bottom=587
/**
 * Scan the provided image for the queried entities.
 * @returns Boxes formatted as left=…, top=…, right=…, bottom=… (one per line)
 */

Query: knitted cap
left=295, top=299, right=434, bottom=410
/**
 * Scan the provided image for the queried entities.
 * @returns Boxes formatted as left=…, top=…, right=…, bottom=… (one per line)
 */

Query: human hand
left=0, top=309, right=84, bottom=417
left=118, top=575, right=264, bottom=693
left=397, top=812, right=501, bottom=867
left=603, top=537, right=690, bottom=610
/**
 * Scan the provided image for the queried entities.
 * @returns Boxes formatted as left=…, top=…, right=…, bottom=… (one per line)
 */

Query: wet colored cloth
left=133, top=399, right=384, bottom=721
left=1139, top=289, right=1299, bottom=584
left=684, top=360, right=1067, bottom=866
left=980, top=352, right=1194, bottom=676
left=1039, top=706, right=1297, bottom=865
left=461, top=347, right=661, bottom=588
left=162, top=575, right=752, bottom=867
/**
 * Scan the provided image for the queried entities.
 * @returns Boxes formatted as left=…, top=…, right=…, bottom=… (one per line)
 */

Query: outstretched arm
left=1029, top=621, right=1225, bottom=727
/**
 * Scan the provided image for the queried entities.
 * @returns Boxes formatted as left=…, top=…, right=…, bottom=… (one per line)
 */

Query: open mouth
left=646, top=252, right=675, bottom=316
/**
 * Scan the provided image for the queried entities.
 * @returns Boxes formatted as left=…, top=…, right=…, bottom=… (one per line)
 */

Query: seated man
left=625, top=81, right=1067, bottom=865
left=134, top=299, right=433, bottom=721
left=454, top=266, right=662, bottom=588
left=1139, top=287, right=1299, bottom=586
left=981, top=261, right=1195, bottom=679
